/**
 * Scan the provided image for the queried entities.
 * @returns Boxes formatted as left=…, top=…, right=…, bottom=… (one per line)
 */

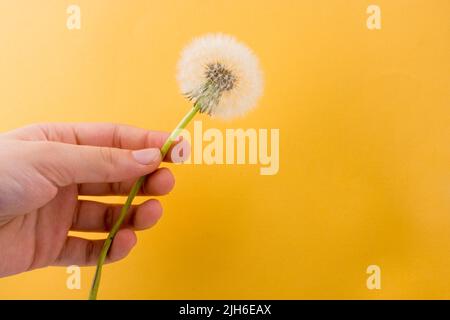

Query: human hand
left=0, top=123, right=179, bottom=277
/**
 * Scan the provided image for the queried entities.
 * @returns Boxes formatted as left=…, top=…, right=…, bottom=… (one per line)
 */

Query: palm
left=0, top=184, right=78, bottom=276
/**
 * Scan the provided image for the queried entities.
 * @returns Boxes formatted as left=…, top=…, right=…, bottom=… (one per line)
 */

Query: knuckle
left=72, top=201, right=81, bottom=228
left=99, top=147, right=115, bottom=166
left=104, top=206, right=115, bottom=231
left=111, top=181, right=122, bottom=195
left=99, top=147, right=116, bottom=180
left=85, top=241, right=96, bottom=265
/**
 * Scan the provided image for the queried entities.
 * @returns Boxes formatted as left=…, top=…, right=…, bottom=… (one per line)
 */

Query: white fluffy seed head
left=177, top=33, right=264, bottom=119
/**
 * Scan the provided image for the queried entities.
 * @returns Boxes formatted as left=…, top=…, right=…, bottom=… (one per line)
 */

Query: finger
left=71, top=199, right=163, bottom=232
left=141, top=167, right=176, bottom=195
left=78, top=167, right=175, bottom=196
left=53, top=229, right=137, bottom=266
left=6, top=122, right=186, bottom=162
left=5, top=122, right=169, bottom=148
left=33, top=141, right=162, bottom=186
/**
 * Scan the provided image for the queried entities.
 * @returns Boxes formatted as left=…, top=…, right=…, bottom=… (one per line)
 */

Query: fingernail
left=132, top=148, right=161, bottom=165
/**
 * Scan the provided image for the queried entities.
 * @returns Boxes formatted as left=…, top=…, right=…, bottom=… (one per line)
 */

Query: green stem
left=88, top=103, right=200, bottom=300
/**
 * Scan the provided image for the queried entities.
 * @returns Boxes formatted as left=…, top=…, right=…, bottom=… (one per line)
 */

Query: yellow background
left=0, top=0, right=449, bottom=299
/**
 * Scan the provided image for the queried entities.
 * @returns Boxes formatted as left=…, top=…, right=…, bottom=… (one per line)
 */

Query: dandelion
left=89, top=33, right=264, bottom=300
left=177, top=33, right=263, bottom=119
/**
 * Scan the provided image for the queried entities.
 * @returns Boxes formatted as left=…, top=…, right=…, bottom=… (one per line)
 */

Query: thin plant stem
left=89, top=103, right=201, bottom=300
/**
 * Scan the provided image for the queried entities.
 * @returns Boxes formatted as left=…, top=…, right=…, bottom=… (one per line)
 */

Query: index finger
left=5, top=122, right=182, bottom=162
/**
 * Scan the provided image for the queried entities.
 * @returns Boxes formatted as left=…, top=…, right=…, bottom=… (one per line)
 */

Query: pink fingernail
left=132, top=148, right=161, bottom=165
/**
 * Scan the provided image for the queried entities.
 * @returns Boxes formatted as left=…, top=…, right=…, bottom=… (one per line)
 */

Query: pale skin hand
left=0, top=123, right=180, bottom=278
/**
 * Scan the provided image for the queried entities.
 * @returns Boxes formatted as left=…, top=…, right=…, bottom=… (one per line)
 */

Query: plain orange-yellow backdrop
left=0, top=0, right=449, bottom=299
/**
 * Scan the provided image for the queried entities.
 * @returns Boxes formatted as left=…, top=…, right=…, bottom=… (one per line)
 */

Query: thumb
left=34, top=141, right=162, bottom=186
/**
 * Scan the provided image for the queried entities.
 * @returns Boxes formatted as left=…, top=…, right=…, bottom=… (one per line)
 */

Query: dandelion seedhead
left=177, top=33, right=264, bottom=119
